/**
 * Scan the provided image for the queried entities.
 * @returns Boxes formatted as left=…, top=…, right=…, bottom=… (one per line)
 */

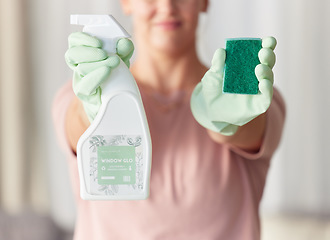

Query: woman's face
left=121, top=0, right=208, bottom=54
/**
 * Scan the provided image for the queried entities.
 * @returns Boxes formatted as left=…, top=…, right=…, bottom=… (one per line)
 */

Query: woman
left=54, top=0, right=285, bottom=239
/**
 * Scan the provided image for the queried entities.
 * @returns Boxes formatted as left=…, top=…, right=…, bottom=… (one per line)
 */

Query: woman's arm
left=65, top=97, right=90, bottom=153
left=207, top=113, right=266, bottom=152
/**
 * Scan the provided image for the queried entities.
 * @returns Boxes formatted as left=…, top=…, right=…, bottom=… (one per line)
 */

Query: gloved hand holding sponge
left=65, top=32, right=276, bottom=136
left=191, top=37, right=277, bottom=136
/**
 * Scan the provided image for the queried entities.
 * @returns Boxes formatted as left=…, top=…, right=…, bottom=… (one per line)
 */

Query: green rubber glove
left=191, top=36, right=277, bottom=136
left=65, top=32, right=134, bottom=122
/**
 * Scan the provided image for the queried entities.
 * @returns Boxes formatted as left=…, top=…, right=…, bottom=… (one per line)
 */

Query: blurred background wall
left=0, top=0, right=329, bottom=239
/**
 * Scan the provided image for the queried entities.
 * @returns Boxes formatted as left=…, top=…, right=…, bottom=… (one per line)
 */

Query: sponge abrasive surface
left=223, top=38, right=262, bottom=94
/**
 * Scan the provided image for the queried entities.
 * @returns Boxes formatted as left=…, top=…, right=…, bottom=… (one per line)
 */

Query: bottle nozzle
left=70, top=15, right=130, bottom=39
left=70, top=14, right=130, bottom=53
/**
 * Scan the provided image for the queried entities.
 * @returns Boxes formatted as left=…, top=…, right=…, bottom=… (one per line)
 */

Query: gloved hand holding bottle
left=65, top=32, right=134, bottom=122
left=191, top=36, right=277, bottom=136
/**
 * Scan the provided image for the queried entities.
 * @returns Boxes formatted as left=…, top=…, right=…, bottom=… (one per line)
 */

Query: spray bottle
left=71, top=15, right=152, bottom=200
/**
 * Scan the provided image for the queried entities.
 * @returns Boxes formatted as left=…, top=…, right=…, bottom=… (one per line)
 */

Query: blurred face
left=121, top=0, right=208, bottom=54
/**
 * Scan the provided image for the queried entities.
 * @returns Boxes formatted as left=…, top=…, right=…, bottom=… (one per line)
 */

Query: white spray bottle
left=71, top=15, right=152, bottom=200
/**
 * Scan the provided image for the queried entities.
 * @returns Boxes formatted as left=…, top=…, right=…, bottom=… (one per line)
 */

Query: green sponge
left=223, top=38, right=262, bottom=94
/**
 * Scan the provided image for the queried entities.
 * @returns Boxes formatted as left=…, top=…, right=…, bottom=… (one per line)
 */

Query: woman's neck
left=130, top=43, right=208, bottom=95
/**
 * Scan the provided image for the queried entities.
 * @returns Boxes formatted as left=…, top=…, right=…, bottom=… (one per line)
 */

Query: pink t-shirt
left=53, top=81, right=285, bottom=240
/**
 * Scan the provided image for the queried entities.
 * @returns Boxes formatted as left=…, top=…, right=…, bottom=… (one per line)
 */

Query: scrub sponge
left=223, top=38, right=262, bottom=94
